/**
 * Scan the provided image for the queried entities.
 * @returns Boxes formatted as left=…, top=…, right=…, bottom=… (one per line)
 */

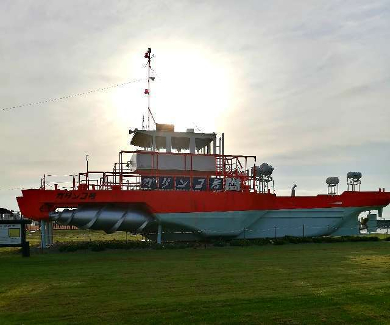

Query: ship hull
left=19, top=188, right=390, bottom=241
left=151, top=207, right=365, bottom=240
left=51, top=205, right=369, bottom=241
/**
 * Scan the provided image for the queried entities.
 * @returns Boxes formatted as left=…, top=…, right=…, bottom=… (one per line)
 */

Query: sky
left=1, top=0, right=390, bottom=217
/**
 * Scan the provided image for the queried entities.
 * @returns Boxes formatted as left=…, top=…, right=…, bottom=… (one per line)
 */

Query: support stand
left=40, top=220, right=46, bottom=249
left=157, top=224, right=162, bottom=244
left=40, top=220, right=53, bottom=248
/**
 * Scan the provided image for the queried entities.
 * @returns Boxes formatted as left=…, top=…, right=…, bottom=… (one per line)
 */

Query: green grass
left=1, top=236, right=390, bottom=324
left=0, top=229, right=140, bottom=254
left=368, top=232, right=390, bottom=240
left=25, top=229, right=141, bottom=247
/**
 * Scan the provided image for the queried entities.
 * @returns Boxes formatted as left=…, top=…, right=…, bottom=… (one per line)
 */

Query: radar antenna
left=143, top=47, right=156, bottom=130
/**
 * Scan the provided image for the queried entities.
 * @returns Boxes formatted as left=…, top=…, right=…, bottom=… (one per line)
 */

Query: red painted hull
left=17, top=189, right=390, bottom=221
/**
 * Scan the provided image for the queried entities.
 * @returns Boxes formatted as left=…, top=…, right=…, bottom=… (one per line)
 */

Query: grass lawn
left=25, top=229, right=141, bottom=247
left=0, top=236, right=389, bottom=324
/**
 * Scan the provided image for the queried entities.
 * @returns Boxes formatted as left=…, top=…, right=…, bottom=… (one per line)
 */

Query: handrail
left=40, top=151, right=258, bottom=193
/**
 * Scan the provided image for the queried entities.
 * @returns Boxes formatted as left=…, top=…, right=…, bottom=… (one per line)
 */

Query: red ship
left=16, top=48, right=390, bottom=244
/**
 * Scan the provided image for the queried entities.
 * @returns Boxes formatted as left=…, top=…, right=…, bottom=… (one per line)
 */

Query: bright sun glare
left=111, top=47, right=234, bottom=133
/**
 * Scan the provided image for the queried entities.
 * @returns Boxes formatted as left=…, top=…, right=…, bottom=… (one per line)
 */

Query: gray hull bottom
left=51, top=206, right=374, bottom=241
left=153, top=207, right=367, bottom=241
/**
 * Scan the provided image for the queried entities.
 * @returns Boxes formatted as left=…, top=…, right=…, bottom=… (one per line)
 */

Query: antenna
left=144, top=47, right=156, bottom=129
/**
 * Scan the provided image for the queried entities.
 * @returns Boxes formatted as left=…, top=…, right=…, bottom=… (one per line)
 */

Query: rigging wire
left=1, top=78, right=144, bottom=112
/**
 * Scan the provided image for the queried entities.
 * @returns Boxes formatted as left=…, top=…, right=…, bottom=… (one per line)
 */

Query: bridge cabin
left=46, top=124, right=258, bottom=193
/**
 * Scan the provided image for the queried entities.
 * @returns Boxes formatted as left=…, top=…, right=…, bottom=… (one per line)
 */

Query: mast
left=143, top=47, right=156, bottom=129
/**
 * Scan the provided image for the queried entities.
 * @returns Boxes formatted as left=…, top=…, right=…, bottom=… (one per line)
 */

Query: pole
left=21, top=221, right=30, bottom=257
left=48, top=221, right=53, bottom=246
left=302, top=224, right=305, bottom=238
left=221, top=133, right=225, bottom=156
left=157, top=224, right=162, bottom=244
left=222, top=133, right=225, bottom=177
left=40, top=220, right=46, bottom=249
left=253, top=164, right=256, bottom=193
left=147, top=48, right=151, bottom=129
left=144, top=48, right=156, bottom=129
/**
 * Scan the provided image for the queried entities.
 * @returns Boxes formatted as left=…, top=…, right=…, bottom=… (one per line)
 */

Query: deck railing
left=40, top=151, right=262, bottom=193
